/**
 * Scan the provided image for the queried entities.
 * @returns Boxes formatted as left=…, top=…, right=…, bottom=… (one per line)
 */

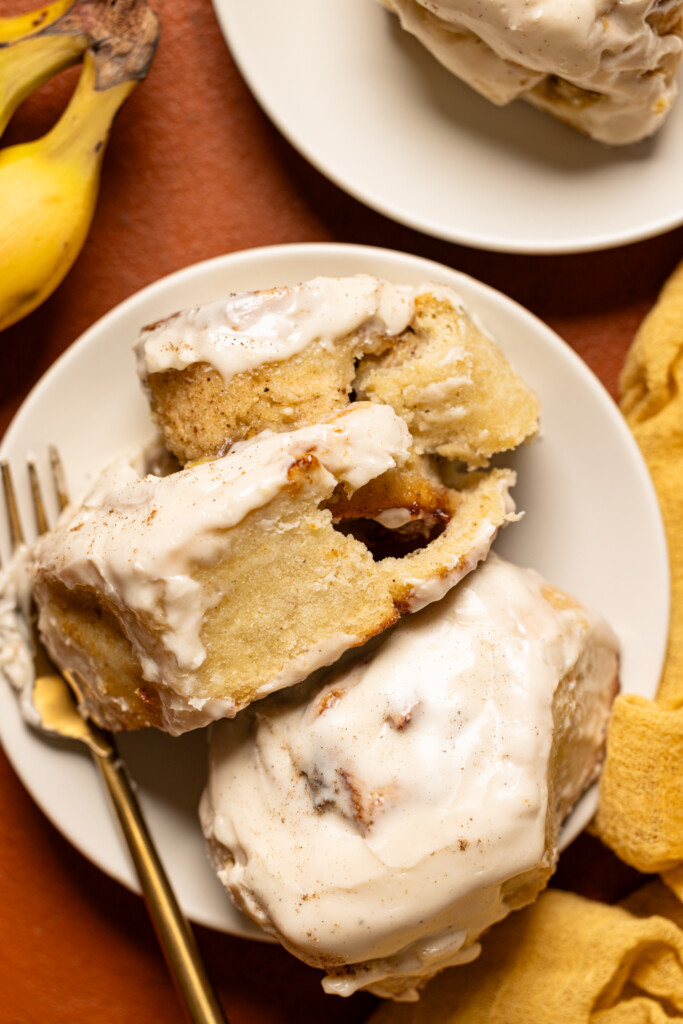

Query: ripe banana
left=0, top=0, right=160, bottom=333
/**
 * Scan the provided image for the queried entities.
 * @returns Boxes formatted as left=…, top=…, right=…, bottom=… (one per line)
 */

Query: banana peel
left=0, top=0, right=74, bottom=44
left=0, top=0, right=161, bottom=332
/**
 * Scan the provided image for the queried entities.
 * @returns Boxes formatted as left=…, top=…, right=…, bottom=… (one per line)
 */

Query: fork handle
left=92, top=744, right=228, bottom=1024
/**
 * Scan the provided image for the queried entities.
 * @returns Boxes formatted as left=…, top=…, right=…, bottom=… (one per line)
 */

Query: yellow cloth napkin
left=369, top=885, right=683, bottom=1024
left=369, top=261, right=683, bottom=1023
left=595, top=259, right=683, bottom=886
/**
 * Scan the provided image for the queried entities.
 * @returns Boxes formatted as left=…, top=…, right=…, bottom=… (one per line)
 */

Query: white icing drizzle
left=135, top=275, right=467, bottom=384
left=374, top=507, right=417, bottom=529
left=0, top=548, right=39, bottom=726
left=30, top=404, right=412, bottom=711
left=200, top=554, right=619, bottom=999
left=384, top=0, right=683, bottom=144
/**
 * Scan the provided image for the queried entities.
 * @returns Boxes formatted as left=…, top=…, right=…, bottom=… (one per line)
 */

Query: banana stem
left=45, top=0, right=161, bottom=89
left=38, top=49, right=135, bottom=168
left=0, top=0, right=159, bottom=145
left=0, top=33, right=87, bottom=139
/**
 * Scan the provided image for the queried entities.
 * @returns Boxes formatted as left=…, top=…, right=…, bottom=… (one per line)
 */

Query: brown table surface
left=0, top=1, right=680, bottom=1021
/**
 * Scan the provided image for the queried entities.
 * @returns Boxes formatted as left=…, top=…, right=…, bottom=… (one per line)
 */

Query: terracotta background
left=0, top=0, right=679, bottom=1021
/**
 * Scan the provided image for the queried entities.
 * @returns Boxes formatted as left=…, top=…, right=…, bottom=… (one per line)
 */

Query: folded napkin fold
left=369, top=260, right=683, bottom=1022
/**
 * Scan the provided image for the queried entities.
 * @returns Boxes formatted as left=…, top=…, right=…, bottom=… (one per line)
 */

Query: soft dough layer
left=29, top=404, right=516, bottom=734
left=136, top=275, right=540, bottom=468
left=382, top=0, right=683, bottom=144
left=200, top=555, right=620, bottom=1000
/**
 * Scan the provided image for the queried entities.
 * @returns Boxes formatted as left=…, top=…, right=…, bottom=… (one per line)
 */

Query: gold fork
left=1, top=451, right=228, bottom=1024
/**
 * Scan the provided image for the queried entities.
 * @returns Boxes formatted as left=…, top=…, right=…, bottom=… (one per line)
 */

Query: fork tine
left=2, top=448, right=68, bottom=560
left=27, top=460, right=49, bottom=537
left=49, top=445, right=69, bottom=511
left=1, top=461, right=25, bottom=552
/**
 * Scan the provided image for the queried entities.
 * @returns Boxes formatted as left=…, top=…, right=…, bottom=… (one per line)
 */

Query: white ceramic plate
left=0, top=243, right=669, bottom=936
left=212, top=0, right=683, bottom=254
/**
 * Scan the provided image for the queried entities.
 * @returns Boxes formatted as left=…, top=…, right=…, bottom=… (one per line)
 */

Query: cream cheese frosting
left=200, top=554, right=619, bottom=1000
left=0, top=549, right=38, bottom=727
left=135, top=275, right=467, bottom=384
left=382, top=0, right=683, bottom=143
left=30, top=403, right=413, bottom=726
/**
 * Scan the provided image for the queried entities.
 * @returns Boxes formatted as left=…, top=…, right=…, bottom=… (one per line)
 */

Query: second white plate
left=213, top=0, right=683, bottom=254
left=0, top=243, right=669, bottom=936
